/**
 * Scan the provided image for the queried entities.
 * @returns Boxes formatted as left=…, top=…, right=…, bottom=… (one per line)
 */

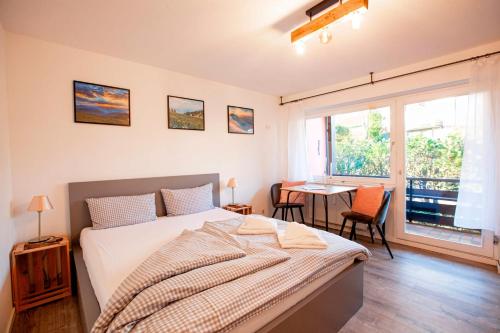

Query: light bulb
left=318, top=28, right=332, bottom=44
left=294, top=41, right=305, bottom=55
left=351, top=12, right=362, bottom=30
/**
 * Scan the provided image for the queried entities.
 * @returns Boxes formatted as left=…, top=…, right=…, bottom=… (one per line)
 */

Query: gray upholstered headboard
left=68, top=173, right=220, bottom=244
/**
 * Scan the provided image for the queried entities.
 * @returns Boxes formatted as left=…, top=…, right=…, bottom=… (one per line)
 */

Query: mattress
left=80, top=208, right=356, bottom=331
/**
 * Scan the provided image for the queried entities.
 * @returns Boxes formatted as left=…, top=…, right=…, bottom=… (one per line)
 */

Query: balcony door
left=395, top=89, right=494, bottom=258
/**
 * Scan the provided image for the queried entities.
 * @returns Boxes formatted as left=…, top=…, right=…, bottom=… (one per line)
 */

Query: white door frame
left=392, top=85, right=495, bottom=258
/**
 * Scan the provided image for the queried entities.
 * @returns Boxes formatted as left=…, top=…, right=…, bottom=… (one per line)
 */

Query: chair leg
left=349, top=222, right=357, bottom=240
left=298, top=206, right=305, bottom=223
left=376, top=225, right=394, bottom=259
left=272, top=208, right=278, bottom=218
left=285, top=207, right=289, bottom=221
left=290, top=207, right=295, bottom=221
left=281, top=208, right=285, bottom=220
left=368, top=224, right=375, bottom=243
left=339, top=217, right=347, bottom=237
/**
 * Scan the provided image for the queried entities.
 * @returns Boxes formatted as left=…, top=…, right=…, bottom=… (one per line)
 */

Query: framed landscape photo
left=227, top=105, right=254, bottom=134
left=167, top=95, right=205, bottom=131
left=73, top=81, right=130, bottom=126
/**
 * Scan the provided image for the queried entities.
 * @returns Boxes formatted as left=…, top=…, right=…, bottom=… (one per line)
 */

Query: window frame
left=307, top=98, right=396, bottom=186
left=305, top=82, right=495, bottom=260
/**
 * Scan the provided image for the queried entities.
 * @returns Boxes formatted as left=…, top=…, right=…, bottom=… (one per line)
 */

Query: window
left=306, top=106, right=391, bottom=178
left=404, top=95, right=480, bottom=241
left=405, top=95, right=467, bottom=185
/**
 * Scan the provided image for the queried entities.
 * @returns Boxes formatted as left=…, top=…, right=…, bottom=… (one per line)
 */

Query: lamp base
left=28, top=235, right=52, bottom=244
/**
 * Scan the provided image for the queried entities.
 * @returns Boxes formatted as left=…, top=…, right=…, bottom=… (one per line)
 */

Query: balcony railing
left=406, top=177, right=459, bottom=228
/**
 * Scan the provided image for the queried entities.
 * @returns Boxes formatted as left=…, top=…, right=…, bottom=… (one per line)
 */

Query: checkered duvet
left=92, top=219, right=370, bottom=333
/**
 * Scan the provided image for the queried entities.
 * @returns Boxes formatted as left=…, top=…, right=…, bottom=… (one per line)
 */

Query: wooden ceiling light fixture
left=291, top=0, right=369, bottom=52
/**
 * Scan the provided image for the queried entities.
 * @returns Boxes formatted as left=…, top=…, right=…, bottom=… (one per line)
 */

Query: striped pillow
left=86, top=193, right=157, bottom=230
left=161, top=183, right=214, bottom=216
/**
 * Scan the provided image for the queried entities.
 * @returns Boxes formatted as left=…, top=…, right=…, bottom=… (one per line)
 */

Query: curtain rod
left=279, top=50, right=500, bottom=106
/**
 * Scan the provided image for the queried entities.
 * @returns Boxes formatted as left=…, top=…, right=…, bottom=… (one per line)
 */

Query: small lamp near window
left=227, top=178, right=238, bottom=205
left=27, top=195, right=54, bottom=243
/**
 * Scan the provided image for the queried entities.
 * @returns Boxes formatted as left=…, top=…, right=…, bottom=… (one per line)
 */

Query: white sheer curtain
left=454, top=56, right=500, bottom=235
left=286, top=102, right=310, bottom=181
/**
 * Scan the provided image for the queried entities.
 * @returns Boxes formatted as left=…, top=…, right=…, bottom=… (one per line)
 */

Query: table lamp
left=227, top=178, right=237, bottom=205
left=27, top=195, right=54, bottom=243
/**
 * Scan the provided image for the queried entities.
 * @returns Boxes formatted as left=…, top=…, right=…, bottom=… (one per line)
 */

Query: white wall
left=6, top=33, right=282, bottom=242
left=0, top=21, right=15, bottom=333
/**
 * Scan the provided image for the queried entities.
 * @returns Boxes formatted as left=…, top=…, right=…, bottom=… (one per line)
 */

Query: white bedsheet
left=80, top=207, right=242, bottom=309
left=81, top=208, right=358, bottom=332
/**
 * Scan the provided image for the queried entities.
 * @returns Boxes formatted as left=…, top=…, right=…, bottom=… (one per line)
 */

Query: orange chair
left=339, top=190, right=393, bottom=259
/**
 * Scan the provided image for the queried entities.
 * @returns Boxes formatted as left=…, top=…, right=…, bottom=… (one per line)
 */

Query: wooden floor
left=12, top=295, right=82, bottom=333
left=12, top=241, right=500, bottom=333
left=340, top=242, right=500, bottom=333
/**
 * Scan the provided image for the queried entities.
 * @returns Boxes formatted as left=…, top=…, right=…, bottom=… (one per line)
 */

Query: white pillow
left=86, top=193, right=157, bottom=230
left=161, top=183, right=214, bottom=216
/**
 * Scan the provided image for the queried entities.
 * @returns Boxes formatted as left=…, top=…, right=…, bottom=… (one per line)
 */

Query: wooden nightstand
left=223, top=204, right=253, bottom=215
left=11, top=236, right=72, bottom=312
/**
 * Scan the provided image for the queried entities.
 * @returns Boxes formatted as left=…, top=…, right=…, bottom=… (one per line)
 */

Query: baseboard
left=392, top=237, right=497, bottom=266
left=5, top=308, right=15, bottom=333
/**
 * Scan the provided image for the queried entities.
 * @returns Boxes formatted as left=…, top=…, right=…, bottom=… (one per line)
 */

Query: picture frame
left=73, top=81, right=130, bottom=126
left=227, top=105, right=255, bottom=134
left=167, top=95, right=205, bottom=131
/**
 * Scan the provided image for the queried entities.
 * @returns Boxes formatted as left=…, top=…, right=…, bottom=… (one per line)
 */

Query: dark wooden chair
left=270, top=183, right=305, bottom=222
left=339, top=191, right=393, bottom=259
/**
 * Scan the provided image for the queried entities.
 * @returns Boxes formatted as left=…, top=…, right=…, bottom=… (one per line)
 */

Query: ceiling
left=1, top=0, right=499, bottom=96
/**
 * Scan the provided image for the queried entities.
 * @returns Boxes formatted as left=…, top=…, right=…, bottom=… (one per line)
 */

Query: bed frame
left=68, top=173, right=364, bottom=333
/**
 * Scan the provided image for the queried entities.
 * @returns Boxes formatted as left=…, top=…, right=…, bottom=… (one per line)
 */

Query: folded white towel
left=278, top=222, right=328, bottom=249
left=237, top=215, right=277, bottom=235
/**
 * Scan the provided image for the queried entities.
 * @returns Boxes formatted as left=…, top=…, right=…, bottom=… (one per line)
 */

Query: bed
left=69, top=173, right=367, bottom=333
